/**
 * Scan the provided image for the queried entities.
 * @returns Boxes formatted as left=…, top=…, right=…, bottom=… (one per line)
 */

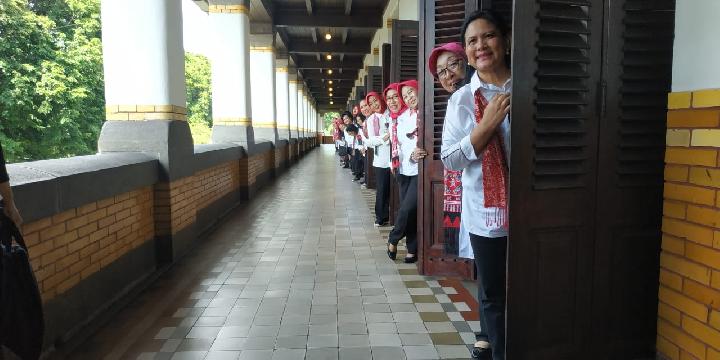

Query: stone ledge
left=8, top=153, right=159, bottom=223
left=194, top=143, right=245, bottom=171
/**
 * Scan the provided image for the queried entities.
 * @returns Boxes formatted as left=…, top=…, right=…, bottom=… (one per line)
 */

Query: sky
left=181, top=0, right=210, bottom=56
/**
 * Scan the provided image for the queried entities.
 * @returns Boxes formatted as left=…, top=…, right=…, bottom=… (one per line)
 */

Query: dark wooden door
left=507, top=0, right=672, bottom=358
left=365, top=66, right=383, bottom=93
left=589, top=1, right=673, bottom=357
left=387, top=20, right=418, bottom=227
left=382, top=43, right=391, bottom=89
left=417, top=0, right=477, bottom=279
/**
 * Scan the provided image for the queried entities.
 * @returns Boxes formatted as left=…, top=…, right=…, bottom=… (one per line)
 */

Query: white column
left=302, top=90, right=309, bottom=137
left=288, top=72, right=298, bottom=140
left=208, top=1, right=253, bottom=144
left=275, top=58, right=290, bottom=140
left=296, top=83, right=303, bottom=139
left=250, top=33, right=277, bottom=142
left=101, top=0, right=186, bottom=119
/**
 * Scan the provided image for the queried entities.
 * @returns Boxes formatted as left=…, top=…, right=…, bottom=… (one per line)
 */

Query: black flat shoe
left=387, top=244, right=397, bottom=260
left=403, top=256, right=417, bottom=264
left=471, top=343, right=492, bottom=359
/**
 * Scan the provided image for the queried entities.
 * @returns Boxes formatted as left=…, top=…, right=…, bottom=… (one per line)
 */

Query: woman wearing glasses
left=385, top=81, right=427, bottom=263
left=440, top=10, right=511, bottom=360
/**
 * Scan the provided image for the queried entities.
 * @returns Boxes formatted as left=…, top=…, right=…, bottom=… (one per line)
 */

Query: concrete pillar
left=98, top=0, right=195, bottom=262
left=288, top=70, right=298, bottom=140
left=303, top=91, right=309, bottom=138
left=98, top=0, right=192, bottom=180
left=250, top=32, right=278, bottom=143
left=275, top=57, right=290, bottom=140
left=208, top=0, right=254, bottom=146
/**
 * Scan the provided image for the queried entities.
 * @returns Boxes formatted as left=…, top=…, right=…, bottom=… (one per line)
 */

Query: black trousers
left=374, top=166, right=391, bottom=224
left=469, top=234, right=507, bottom=360
left=352, top=150, right=364, bottom=176
left=388, top=174, right=418, bottom=255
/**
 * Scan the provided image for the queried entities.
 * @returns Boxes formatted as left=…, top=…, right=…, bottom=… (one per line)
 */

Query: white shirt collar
left=470, top=72, right=512, bottom=94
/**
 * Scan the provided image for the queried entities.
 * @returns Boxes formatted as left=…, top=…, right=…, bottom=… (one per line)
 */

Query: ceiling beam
left=295, top=58, right=363, bottom=69
left=302, top=72, right=358, bottom=80
left=345, top=0, right=352, bottom=15
left=305, top=0, right=313, bottom=15
left=274, top=10, right=383, bottom=29
left=288, top=40, right=370, bottom=55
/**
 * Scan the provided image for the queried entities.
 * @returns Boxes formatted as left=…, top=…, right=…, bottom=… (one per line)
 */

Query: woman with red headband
left=363, top=92, right=392, bottom=227
left=385, top=82, right=425, bottom=263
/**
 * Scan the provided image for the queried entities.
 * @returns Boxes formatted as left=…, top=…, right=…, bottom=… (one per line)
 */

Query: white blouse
left=440, top=74, right=511, bottom=247
left=364, top=112, right=391, bottom=169
left=395, top=109, right=419, bottom=176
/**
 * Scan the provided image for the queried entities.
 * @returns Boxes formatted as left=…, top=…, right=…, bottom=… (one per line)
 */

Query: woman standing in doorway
left=440, top=10, right=511, bottom=360
left=364, top=92, right=392, bottom=227
left=429, top=41, right=493, bottom=359
left=385, top=81, right=426, bottom=263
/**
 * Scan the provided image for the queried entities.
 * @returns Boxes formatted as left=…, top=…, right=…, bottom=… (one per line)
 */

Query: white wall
left=672, top=0, right=720, bottom=91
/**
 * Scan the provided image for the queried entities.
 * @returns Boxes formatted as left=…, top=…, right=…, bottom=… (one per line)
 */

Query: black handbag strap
left=0, top=208, right=27, bottom=252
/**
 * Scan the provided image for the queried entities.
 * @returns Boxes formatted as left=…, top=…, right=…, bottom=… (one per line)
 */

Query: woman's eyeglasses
left=437, top=59, right=462, bottom=79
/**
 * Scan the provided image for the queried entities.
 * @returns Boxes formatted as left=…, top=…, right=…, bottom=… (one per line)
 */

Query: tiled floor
left=67, top=145, right=480, bottom=360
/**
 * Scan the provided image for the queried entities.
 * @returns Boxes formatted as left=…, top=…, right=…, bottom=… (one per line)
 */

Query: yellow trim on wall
left=250, top=46, right=275, bottom=53
left=213, top=117, right=252, bottom=126
left=668, top=89, right=720, bottom=109
left=106, top=104, right=187, bottom=121
left=208, top=5, right=249, bottom=14
left=253, top=121, right=277, bottom=129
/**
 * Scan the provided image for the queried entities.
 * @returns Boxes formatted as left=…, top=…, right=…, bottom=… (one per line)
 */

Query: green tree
left=0, top=0, right=104, bottom=162
left=184, top=52, right=212, bottom=144
left=322, top=112, right=339, bottom=135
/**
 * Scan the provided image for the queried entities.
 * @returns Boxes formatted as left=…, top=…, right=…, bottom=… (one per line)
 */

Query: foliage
left=184, top=52, right=212, bottom=144
left=322, top=111, right=339, bottom=135
left=0, top=0, right=104, bottom=163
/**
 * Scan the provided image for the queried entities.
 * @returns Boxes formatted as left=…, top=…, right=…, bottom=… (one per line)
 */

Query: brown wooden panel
left=365, top=148, right=376, bottom=189
left=382, top=43, right=391, bottom=89
left=417, top=0, right=477, bottom=279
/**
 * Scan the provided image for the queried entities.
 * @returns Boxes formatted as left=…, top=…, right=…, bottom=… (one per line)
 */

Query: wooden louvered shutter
left=365, top=66, right=383, bottom=93
left=382, top=43, right=391, bottom=89
left=507, top=1, right=673, bottom=358
left=355, top=86, right=366, bottom=102
left=507, top=0, right=603, bottom=358
left=417, top=0, right=477, bottom=279
left=589, top=0, right=674, bottom=357
left=390, top=20, right=419, bottom=83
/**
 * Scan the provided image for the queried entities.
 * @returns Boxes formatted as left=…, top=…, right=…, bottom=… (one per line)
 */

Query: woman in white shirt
left=385, top=82, right=427, bottom=263
left=363, top=93, right=392, bottom=227
left=440, top=10, right=511, bottom=360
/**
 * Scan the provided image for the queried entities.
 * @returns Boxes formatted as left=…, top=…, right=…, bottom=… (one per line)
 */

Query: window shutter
left=417, top=0, right=477, bottom=280
left=382, top=43, right=391, bottom=89
left=390, top=20, right=419, bottom=83
left=355, top=86, right=366, bottom=103
left=365, top=66, right=383, bottom=93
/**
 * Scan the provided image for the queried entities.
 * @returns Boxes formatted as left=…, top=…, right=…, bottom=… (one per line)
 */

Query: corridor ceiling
left=194, top=0, right=390, bottom=111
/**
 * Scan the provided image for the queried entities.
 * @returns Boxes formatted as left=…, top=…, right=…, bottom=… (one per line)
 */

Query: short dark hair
left=356, top=114, right=366, bottom=122
left=342, top=111, right=352, bottom=119
left=345, top=124, right=358, bottom=133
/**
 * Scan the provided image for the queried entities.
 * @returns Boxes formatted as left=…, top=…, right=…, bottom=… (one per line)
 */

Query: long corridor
left=69, top=146, right=480, bottom=360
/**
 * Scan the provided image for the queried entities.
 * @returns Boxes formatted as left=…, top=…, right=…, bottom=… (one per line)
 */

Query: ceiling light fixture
left=329, top=87, right=333, bottom=92
left=327, top=69, right=333, bottom=75
left=326, top=54, right=332, bottom=60
left=325, top=33, right=332, bottom=40
left=328, top=80, right=333, bottom=85
left=330, top=101, right=334, bottom=104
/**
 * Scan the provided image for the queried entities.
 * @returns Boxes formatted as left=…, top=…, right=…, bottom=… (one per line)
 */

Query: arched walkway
left=68, top=146, right=480, bottom=360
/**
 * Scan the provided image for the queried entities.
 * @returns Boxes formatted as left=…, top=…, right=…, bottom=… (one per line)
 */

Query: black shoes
left=387, top=244, right=397, bottom=260
left=403, top=255, right=417, bottom=264
left=471, top=343, right=492, bottom=359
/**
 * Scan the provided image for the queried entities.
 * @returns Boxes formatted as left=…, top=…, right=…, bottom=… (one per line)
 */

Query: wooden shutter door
left=382, top=43, right=391, bottom=89
left=390, top=20, right=419, bottom=82
left=417, top=0, right=477, bottom=279
left=590, top=0, right=674, bottom=357
left=507, top=0, right=604, bottom=358
left=365, top=66, right=383, bottom=93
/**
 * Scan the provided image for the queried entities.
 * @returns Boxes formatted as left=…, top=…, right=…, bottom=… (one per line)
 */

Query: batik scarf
left=384, top=83, right=407, bottom=171
left=474, top=89, right=509, bottom=228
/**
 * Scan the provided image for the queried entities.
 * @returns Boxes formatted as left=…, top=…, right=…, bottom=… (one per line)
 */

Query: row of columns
left=99, top=0, right=319, bottom=158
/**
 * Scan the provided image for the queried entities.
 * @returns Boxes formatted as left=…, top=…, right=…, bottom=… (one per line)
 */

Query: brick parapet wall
left=23, top=187, right=154, bottom=302
left=658, top=89, right=720, bottom=360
